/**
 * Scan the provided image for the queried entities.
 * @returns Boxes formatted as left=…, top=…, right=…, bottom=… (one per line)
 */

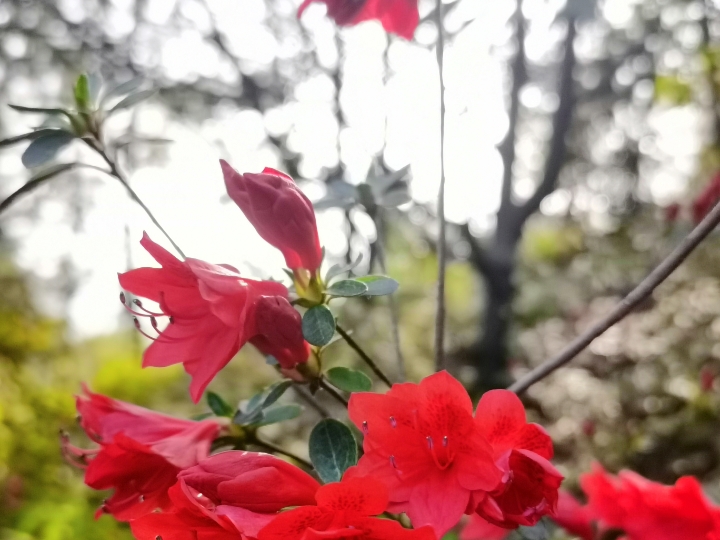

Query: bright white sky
left=0, top=0, right=703, bottom=337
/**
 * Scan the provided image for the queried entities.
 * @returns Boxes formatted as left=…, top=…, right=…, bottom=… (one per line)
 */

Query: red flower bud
left=221, top=161, right=322, bottom=274
left=250, top=295, right=310, bottom=369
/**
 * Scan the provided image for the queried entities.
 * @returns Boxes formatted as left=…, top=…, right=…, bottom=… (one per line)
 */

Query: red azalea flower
left=258, top=476, right=436, bottom=540
left=177, top=451, right=320, bottom=515
left=581, top=463, right=719, bottom=540
left=298, top=0, right=419, bottom=40
left=63, top=386, right=222, bottom=521
left=119, top=233, right=309, bottom=403
left=347, top=371, right=502, bottom=537
left=221, top=161, right=322, bottom=275
left=472, top=390, right=562, bottom=529
left=549, top=491, right=594, bottom=540
left=132, top=451, right=321, bottom=540
left=76, top=384, right=222, bottom=468
left=131, top=481, right=250, bottom=540
left=460, top=515, right=509, bottom=540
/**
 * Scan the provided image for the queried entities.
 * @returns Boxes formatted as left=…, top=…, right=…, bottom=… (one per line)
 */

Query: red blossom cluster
left=66, top=375, right=558, bottom=540
left=60, top=162, right=563, bottom=540
left=464, top=463, right=720, bottom=540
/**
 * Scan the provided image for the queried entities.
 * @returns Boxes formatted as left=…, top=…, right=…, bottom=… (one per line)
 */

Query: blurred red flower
left=472, top=390, right=562, bottom=529
left=581, top=463, right=719, bottom=540
left=693, top=172, right=720, bottom=224
left=298, top=0, right=419, bottom=40
left=258, top=476, right=435, bottom=540
left=549, top=491, right=594, bottom=540
left=63, top=386, right=222, bottom=520
left=221, top=161, right=322, bottom=275
left=460, top=514, right=509, bottom=540
left=119, top=233, right=308, bottom=403
left=347, top=371, right=503, bottom=537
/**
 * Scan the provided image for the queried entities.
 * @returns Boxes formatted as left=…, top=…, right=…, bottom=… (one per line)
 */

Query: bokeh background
left=2, top=0, right=720, bottom=538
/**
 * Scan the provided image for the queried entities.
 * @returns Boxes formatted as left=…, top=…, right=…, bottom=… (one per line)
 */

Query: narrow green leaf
left=302, top=305, right=336, bottom=346
left=86, top=72, right=103, bottom=103
left=74, top=74, right=90, bottom=111
left=109, top=89, right=157, bottom=114
left=325, top=253, right=363, bottom=283
left=355, top=275, right=399, bottom=296
left=103, top=76, right=145, bottom=103
left=0, top=129, right=65, bottom=148
left=254, top=404, right=302, bottom=426
left=309, top=419, right=358, bottom=483
left=326, top=367, right=372, bottom=392
left=0, top=163, right=78, bottom=215
left=207, top=392, right=234, bottom=417
left=325, top=279, right=368, bottom=297
left=9, top=104, right=74, bottom=120
left=262, top=380, right=293, bottom=409
left=21, top=131, right=75, bottom=168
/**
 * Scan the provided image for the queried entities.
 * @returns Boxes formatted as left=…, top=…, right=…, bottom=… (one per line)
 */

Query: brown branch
left=434, top=0, right=448, bottom=371
left=498, top=0, right=526, bottom=210
left=508, top=198, right=720, bottom=394
left=517, top=18, right=576, bottom=223
left=336, top=324, right=393, bottom=387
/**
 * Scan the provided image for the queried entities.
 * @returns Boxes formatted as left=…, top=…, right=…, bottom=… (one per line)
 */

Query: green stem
left=318, top=378, right=349, bottom=408
left=336, top=324, right=393, bottom=388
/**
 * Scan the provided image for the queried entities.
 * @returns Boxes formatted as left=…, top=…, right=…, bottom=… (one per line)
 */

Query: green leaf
left=325, top=253, right=363, bottom=283
left=21, top=131, right=75, bottom=168
left=103, top=76, right=145, bottom=103
left=233, top=408, right=263, bottom=426
left=326, top=367, right=372, bottom=392
left=262, top=380, right=293, bottom=408
left=207, top=391, right=234, bottom=417
left=309, top=419, right=358, bottom=483
left=86, top=72, right=103, bottom=103
left=8, top=104, right=74, bottom=119
left=254, top=404, right=302, bottom=426
left=74, top=74, right=91, bottom=111
left=325, top=279, right=368, bottom=297
left=302, top=305, right=336, bottom=346
left=0, top=129, right=66, bottom=148
left=355, top=275, right=399, bottom=296
left=109, top=89, right=157, bottom=114
left=0, top=163, right=78, bottom=215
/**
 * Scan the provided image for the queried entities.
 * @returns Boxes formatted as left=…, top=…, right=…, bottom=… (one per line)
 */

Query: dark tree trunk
left=461, top=15, right=577, bottom=391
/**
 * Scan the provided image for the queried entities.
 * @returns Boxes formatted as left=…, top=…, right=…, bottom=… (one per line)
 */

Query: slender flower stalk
left=434, top=0, right=448, bottom=371
left=83, top=137, right=186, bottom=259
left=336, top=324, right=392, bottom=387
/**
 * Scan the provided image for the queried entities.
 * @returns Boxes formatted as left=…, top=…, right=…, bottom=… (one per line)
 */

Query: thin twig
left=434, top=0, right=448, bottom=371
left=252, top=436, right=313, bottom=469
left=82, top=138, right=186, bottom=259
left=336, top=324, right=393, bottom=387
left=292, top=384, right=330, bottom=419
left=509, top=198, right=720, bottom=394
left=318, top=378, right=349, bottom=408
left=372, top=210, right=406, bottom=380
